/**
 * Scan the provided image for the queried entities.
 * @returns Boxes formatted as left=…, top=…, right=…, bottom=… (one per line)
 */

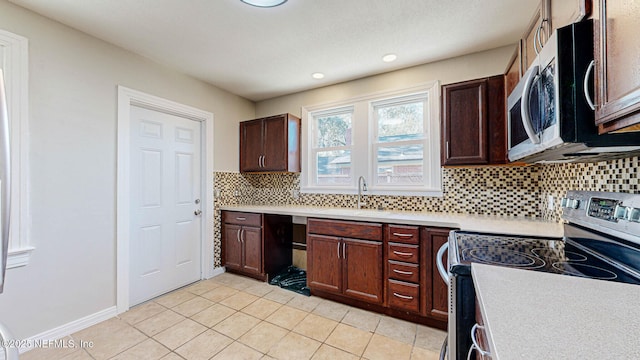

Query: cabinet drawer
left=307, top=218, right=382, bottom=241
left=387, top=225, right=419, bottom=244
left=388, top=279, right=420, bottom=313
left=223, top=211, right=262, bottom=227
left=387, top=260, right=419, bottom=283
left=387, top=243, right=419, bottom=263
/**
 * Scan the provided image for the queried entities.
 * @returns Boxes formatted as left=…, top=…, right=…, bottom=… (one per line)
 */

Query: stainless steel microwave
left=507, top=20, right=640, bottom=163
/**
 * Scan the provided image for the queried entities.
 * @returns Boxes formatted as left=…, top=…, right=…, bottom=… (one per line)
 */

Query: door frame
left=116, top=86, right=215, bottom=313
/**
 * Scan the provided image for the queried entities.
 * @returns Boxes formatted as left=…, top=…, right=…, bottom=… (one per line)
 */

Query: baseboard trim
left=17, top=306, right=118, bottom=354
left=209, top=266, right=226, bottom=278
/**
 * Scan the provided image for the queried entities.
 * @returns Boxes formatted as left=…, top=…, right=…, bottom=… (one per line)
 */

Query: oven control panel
left=588, top=197, right=621, bottom=222
left=562, top=190, right=640, bottom=245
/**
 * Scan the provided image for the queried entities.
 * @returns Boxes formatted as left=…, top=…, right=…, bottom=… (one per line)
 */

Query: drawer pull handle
left=393, top=293, right=414, bottom=300
left=393, top=269, right=414, bottom=276
left=236, top=217, right=246, bottom=221
left=392, top=232, right=413, bottom=238
left=393, top=251, right=414, bottom=257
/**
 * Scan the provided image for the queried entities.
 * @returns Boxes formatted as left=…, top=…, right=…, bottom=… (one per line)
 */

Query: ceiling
left=9, top=0, right=539, bottom=101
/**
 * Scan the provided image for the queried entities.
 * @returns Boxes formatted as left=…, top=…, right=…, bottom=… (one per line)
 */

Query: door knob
left=194, top=209, right=202, bottom=216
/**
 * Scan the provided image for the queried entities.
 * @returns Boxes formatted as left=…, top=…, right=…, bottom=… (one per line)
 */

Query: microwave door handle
left=584, top=60, right=596, bottom=111
left=520, top=65, right=541, bottom=144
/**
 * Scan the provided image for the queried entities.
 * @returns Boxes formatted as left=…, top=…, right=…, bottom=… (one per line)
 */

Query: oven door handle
left=439, top=336, right=448, bottom=360
left=520, top=65, right=541, bottom=144
left=436, top=242, right=449, bottom=283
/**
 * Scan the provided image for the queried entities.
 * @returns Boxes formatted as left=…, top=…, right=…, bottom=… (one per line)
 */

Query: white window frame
left=301, top=82, right=442, bottom=196
left=370, top=93, right=432, bottom=193
left=0, top=29, right=32, bottom=268
left=308, top=106, right=355, bottom=191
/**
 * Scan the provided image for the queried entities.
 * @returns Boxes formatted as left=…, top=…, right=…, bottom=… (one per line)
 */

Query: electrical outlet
left=547, top=195, right=554, bottom=210
left=291, top=189, right=300, bottom=199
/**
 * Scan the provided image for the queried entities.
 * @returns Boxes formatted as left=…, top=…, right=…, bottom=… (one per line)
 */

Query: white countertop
left=220, top=205, right=564, bottom=238
left=472, top=263, right=640, bottom=360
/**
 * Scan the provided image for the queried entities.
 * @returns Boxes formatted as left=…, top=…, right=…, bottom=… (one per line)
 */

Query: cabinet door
left=343, top=238, right=383, bottom=304
left=505, top=46, right=522, bottom=99
left=423, top=228, right=449, bottom=322
left=262, top=115, right=288, bottom=171
left=522, top=1, right=550, bottom=70
left=240, top=119, right=263, bottom=172
left=223, top=224, right=242, bottom=271
left=486, top=76, right=507, bottom=164
left=442, top=79, right=489, bottom=165
left=594, top=0, right=640, bottom=133
left=551, top=0, right=591, bottom=31
left=242, top=226, right=263, bottom=275
left=307, top=234, right=342, bottom=294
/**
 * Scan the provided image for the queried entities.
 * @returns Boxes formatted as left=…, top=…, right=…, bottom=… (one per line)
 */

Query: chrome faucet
left=357, top=176, right=367, bottom=209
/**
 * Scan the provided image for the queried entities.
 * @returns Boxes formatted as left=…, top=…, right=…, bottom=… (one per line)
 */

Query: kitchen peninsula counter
left=472, top=263, right=640, bottom=359
left=219, top=205, right=564, bottom=238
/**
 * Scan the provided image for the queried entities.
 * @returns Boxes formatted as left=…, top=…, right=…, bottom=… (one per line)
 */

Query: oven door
left=438, top=235, right=476, bottom=360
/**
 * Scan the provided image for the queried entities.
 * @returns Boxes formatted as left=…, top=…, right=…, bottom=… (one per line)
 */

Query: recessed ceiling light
left=382, top=54, right=397, bottom=63
left=312, top=72, right=325, bottom=79
left=240, top=0, right=287, bottom=7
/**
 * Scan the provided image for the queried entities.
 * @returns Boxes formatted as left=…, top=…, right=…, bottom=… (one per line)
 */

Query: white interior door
left=129, top=105, right=202, bottom=306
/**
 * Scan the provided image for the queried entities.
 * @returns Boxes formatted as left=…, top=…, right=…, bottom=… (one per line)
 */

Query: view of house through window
left=312, top=108, right=353, bottom=185
left=303, top=83, right=441, bottom=195
left=373, top=97, right=426, bottom=186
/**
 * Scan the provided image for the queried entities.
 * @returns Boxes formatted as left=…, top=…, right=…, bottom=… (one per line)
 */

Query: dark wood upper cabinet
left=593, top=0, right=640, bottom=133
left=239, top=113, right=301, bottom=172
left=441, top=75, right=507, bottom=166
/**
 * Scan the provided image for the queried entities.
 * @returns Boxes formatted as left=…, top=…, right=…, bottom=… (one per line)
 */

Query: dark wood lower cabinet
left=422, top=227, right=450, bottom=322
left=242, top=226, right=263, bottom=275
left=307, top=234, right=342, bottom=293
left=306, top=219, right=451, bottom=330
left=307, top=219, right=383, bottom=305
left=343, top=238, right=383, bottom=304
left=223, top=224, right=243, bottom=271
left=221, top=211, right=292, bottom=281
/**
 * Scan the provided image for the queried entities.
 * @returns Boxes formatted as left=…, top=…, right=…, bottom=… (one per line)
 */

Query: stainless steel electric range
left=436, top=190, right=640, bottom=360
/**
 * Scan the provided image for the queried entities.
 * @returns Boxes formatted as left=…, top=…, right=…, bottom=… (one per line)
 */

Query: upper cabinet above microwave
left=521, top=1, right=551, bottom=70
left=240, top=113, right=301, bottom=173
left=519, top=0, right=591, bottom=78
left=592, top=0, right=640, bottom=133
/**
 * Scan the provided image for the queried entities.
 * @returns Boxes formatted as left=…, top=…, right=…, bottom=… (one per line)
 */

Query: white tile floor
left=22, top=273, right=446, bottom=360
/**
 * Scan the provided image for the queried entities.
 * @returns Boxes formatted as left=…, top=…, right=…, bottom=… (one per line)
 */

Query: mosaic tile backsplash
left=213, top=156, right=639, bottom=267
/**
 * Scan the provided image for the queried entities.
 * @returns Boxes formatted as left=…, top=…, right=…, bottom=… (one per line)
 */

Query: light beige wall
left=0, top=0, right=254, bottom=339
left=255, top=45, right=515, bottom=117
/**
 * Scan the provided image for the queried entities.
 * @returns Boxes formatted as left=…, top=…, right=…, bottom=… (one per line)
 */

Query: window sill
left=7, top=246, right=35, bottom=269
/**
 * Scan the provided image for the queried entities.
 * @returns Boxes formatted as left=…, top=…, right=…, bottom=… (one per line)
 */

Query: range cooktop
left=453, top=231, right=640, bottom=284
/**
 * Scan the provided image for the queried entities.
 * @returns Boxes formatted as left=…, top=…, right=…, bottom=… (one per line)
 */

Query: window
left=0, top=29, right=32, bottom=268
left=373, top=95, right=427, bottom=188
left=301, top=82, right=441, bottom=196
left=311, top=107, right=353, bottom=186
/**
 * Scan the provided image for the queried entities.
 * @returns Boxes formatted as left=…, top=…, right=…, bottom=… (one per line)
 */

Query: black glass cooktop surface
left=452, top=229, right=640, bottom=285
